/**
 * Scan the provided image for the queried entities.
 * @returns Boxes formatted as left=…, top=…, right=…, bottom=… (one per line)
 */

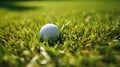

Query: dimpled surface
left=40, top=24, right=59, bottom=41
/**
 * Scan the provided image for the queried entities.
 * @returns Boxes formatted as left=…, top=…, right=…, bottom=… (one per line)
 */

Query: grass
left=0, top=1, right=120, bottom=67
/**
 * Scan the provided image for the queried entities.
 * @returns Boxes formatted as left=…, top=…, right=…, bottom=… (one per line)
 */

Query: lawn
left=0, top=1, right=120, bottom=67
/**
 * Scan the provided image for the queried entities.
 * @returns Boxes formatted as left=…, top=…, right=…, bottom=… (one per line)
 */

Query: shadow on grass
left=0, top=1, right=39, bottom=11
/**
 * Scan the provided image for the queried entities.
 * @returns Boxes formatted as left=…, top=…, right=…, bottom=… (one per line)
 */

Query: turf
left=0, top=1, right=120, bottom=67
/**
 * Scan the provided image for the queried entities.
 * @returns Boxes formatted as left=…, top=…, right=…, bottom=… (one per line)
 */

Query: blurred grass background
left=0, top=0, right=120, bottom=67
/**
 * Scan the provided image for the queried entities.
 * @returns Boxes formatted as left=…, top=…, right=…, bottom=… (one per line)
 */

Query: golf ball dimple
left=40, top=24, right=59, bottom=41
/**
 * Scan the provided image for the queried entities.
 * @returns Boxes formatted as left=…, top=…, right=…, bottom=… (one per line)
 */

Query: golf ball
left=40, top=24, right=59, bottom=42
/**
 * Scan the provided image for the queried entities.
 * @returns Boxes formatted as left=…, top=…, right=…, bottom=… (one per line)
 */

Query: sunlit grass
left=0, top=1, right=120, bottom=67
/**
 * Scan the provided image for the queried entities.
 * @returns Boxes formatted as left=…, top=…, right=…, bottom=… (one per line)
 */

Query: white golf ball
left=40, top=24, right=59, bottom=41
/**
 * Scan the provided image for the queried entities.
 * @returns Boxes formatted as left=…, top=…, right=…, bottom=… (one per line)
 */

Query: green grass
left=0, top=1, right=120, bottom=67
